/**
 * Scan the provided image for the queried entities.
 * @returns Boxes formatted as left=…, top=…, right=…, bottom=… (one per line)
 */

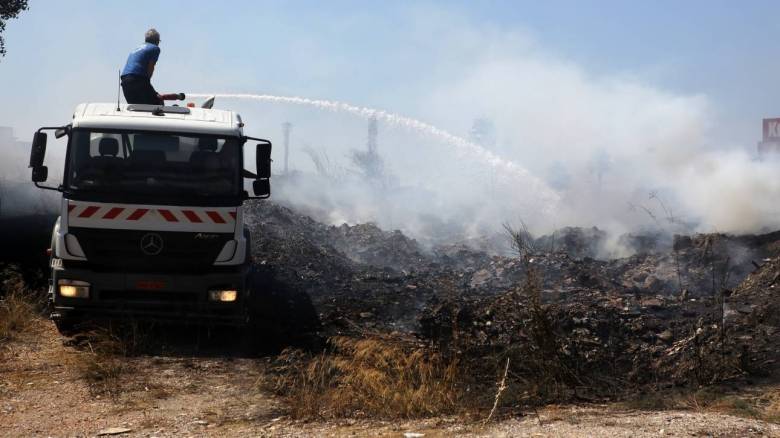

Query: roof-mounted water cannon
left=201, top=96, right=215, bottom=109
left=184, top=96, right=214, bottom=110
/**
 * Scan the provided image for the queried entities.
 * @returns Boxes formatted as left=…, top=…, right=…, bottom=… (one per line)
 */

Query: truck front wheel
left=54, top=317, right=80, bottom=336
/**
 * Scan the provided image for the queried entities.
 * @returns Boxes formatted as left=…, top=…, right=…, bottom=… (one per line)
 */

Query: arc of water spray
left=190, top=93, right=560, bottom=207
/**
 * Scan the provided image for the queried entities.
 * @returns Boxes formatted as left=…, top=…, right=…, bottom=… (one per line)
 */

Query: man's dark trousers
left=121, top=75, right=161, bottom=105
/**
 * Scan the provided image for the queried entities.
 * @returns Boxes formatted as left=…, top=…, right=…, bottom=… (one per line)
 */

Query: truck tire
left=54, top=317, right=80, bottom=336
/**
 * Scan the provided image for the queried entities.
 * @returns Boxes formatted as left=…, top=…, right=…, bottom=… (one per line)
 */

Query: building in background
left=0, top=126, right=60, bottom=216
left=0, top=126, right=17, bottom=147
left=0, top=127, right=29, bottom=180
left=758, top=118, right=780, bottom=157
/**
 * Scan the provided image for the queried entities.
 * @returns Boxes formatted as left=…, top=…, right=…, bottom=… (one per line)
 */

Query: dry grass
left=765, top=393, right=780, bottom=423
left=268, top=334, right=462, bottom=419
left=709, top=395, right=761, bottom=419
left=0, top=266, right=44, bottom=344
left=707, top=388, right=780, bottom=424
left=69, top=323, right=154, bottom=398
left=265, top=266, right=607, bottom=420
left=70, top=328, right=129, bottom=397
left=624, top=386, right=780, bottom=424
left=623, top=391, right=687, bottom=411
left=0, top=262, right=150, bottom=399
left=0, top=289, right=40, bottom=344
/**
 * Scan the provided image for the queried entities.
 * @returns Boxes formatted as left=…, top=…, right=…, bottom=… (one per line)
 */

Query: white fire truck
left=29, top=102, right=271, bottom=334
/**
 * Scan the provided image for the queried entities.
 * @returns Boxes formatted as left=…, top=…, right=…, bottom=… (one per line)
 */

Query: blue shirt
left=121, top=43, right=160, bottom=77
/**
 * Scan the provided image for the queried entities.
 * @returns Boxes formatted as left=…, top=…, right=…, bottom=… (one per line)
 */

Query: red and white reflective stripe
left=181, top=210, right=203, bottom=223
left=102, top=207, right=124, bottom=219
left=158, top=209, right=178, bottom=222
left=67, top=204, right=236, bottom=224
left=206, top=211, right=226, bottom=224
left=78, top=206, right=100, bottom=218
left=126, top=208, right=149, bottom=221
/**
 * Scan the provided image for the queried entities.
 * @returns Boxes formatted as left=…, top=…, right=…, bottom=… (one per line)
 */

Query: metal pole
left=367, top=115, right=378, bottom=155
left=282, top=122, right=291, bottom=174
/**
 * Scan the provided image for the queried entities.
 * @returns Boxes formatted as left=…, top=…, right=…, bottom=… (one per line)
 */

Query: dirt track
left=1, top=318, right=779, bottom=437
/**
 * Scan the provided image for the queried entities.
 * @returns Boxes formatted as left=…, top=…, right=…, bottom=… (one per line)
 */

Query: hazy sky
left=0, top=0, right=777, bottom=145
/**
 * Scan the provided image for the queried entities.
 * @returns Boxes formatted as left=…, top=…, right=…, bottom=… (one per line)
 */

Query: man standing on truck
left=121, top=28, right=164, bottom=105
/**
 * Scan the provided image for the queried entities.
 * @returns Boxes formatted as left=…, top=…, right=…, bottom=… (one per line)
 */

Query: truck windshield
left=65, top=129, right=241, bottom=199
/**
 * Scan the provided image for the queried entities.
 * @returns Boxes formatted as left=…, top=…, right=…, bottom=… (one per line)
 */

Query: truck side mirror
left=256, top=142, right=272, bottom=179
left=253, top=179, right=270, bottom=197
left=30, top=131, right=47, bottom=168
left=32, top=165, right=48, bottom=183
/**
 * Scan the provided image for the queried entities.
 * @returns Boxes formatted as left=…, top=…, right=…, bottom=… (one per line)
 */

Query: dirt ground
left=1, top=318, right=778, bottom=437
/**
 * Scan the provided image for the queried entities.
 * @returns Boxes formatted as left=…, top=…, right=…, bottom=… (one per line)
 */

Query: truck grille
left=69, top=227, right=233, bottom=273
left=100, top=290, right=199, bottom=303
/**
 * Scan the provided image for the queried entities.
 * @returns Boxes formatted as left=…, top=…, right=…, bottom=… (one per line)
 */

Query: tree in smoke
left=0, top=0, right=28, bottom=58
left=351, top=148, right=384, bottom=183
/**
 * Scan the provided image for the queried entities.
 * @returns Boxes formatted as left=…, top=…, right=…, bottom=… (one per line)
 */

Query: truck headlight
left=58, top=279, right=90, bottom=298
left=208, top=289, right=237, bottom=302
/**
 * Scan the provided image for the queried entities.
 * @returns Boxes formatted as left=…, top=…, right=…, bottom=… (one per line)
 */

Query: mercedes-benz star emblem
left=140, top=233, right=164, bottom=256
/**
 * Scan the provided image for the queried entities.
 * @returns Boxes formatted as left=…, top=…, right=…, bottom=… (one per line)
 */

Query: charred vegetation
left=245, top=202, right=780, bottom=418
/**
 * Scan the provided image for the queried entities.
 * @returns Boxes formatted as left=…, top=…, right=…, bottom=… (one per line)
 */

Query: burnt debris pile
left=245, top=201, right=780, bottom=402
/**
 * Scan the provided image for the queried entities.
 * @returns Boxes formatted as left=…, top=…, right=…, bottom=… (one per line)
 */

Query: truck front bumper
left=50, top=262, right=249, bottom=325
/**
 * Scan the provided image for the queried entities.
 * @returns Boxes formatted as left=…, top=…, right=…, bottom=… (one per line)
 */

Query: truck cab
left=29, top=102, right=271, bottom=333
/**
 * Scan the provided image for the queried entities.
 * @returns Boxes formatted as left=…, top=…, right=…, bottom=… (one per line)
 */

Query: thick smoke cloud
left=676, top=152, right=780, bottom=233
left=0, top=129, right=62, bottom=217
left=226, top=22, right=777, bottom=248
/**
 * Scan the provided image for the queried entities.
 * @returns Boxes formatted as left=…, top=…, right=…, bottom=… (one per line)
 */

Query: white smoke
left=0, top=129, right=63, bottom=217
left=412, top=25, right=780, bottom=237
left=191, top=93, right=564, bottom=242
left=189, top=93, right=559, bottom=205
left=676, top=151, right=780, bottom=233
left=188, top=27, right=780, bottom=244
